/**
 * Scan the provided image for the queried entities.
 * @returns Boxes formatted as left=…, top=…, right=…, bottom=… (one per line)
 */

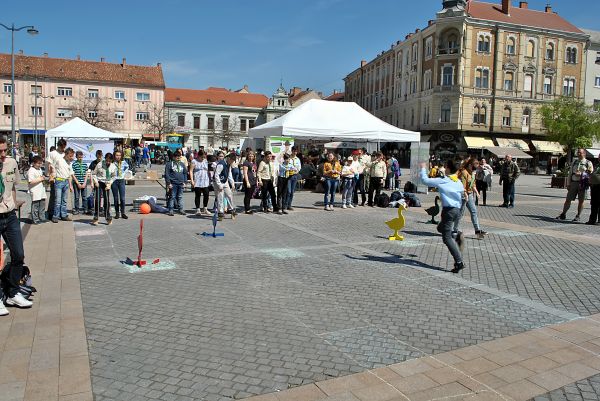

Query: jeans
left=387, top=175, right=396, bottom=190
left=353, top=174, right=366, bottom=205
left=286, top=174, right=299, bottom=209
left=125, top=158, right=134, bottom=174
left=0, top=211, right=25, bottom=297
left=260, top=180, right=277, bottom=211
left=94, top=183, right=112, bottom=221
left=143, top=157, right=151, bottom=168
left=454, top=193, right=480, bottom=232
left=475, top=180, right=488, bottom=205
left=194, top=186, right=210, bottom=209
left=323, top=178, right=339, bottom=206
left=502, top=179, right=515, bottom=206
left=589, top=184, right=600, bottom=224
left=341, top=178, right=355, bottom=205
left=53, top=179, right=69, bottom=219
left=47, top=182, right=55, bottom=219
left=277, top=176, right=289, bottom=211
left=438, top=207, right=463, bottom=264
left=232, top=168, right=241, bottom=190
left=168, top=183, right=184, bottom=212
left=244, top=184, right=256, bottom=211
left=31, top=199, right=46, bottom=223
left=111, top=179, right=126, bottom=214
left=72, top=184, right=88, bottom=212
left=368, top=177, right=383, bottom=206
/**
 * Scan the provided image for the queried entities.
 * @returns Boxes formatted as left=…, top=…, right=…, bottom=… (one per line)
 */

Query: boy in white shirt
left=27, top=155, right=48, bottom=224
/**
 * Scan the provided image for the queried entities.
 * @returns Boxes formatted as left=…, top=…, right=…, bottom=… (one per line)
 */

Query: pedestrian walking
left=419, top=161, right=466, bottom=273
left=455, top=158, right=487, bottom=238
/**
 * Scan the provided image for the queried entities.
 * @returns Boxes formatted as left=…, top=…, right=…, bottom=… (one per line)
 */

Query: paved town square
left=2, top=175, right=600, bottom=401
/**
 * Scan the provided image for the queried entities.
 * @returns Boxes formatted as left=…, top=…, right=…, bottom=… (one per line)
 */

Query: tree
left=142, top=104, right=176, bottom=141
left=208, top=116, right=240, bottom=148
left=540, top=96, right=600, bottom=164
left=72, top=92, right=118, bottom=131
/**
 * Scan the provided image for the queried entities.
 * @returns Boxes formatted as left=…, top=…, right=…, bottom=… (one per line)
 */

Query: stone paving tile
left=531, top=373, right=600, bottom=400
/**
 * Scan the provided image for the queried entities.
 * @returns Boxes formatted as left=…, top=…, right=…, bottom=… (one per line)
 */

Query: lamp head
left=26, top=27, right=39, bottom=36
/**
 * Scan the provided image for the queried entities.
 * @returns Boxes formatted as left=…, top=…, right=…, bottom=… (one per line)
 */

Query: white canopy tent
left=249, top=99, right=420, bottom=143
left=45, top=117, right=123, bottom=150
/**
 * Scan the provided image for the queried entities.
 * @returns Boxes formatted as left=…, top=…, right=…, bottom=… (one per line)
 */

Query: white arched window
left=504, top=72, right=514, bottom=91
left=506, top=37, right=516, bottom=55
left=524, top=74, right=534, bottom=98
left=502, top=107, right=512, bottom=127
left=544, top=77, right=553, bottom=95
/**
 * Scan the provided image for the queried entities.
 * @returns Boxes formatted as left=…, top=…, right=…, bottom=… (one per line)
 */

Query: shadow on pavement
left=344, top=253, right=446, bottom=272
left=515, top=214, right=573, bottom=224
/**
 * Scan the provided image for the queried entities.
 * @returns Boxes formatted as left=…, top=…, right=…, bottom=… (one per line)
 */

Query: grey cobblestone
left=532, top=373, right=600, bottom=401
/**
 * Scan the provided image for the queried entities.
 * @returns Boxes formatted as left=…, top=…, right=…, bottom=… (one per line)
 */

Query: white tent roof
left=249, top=99, right=420, bottom=142
left=45, top=117, right=123, bottom=141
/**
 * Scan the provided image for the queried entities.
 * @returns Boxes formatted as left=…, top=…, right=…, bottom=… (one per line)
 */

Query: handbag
left=591, top=170, right=600, bottom=186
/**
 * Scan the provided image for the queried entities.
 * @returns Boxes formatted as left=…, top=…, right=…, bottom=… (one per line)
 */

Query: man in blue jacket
left=165, top=150, right=187, bottom=216
left=419, top=161, right=466, bottom=273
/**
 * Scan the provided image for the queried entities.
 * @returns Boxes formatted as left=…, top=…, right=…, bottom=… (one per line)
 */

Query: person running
left=455, top=158, right=487, bottom=238
left=165, top=150, right=187, bottom=216
left=498, top=155, right=520, bottom=208
left=557, top=148, right=594, bottom=222
left=112, top=150, right=129, bottom=219
left=213, top=152, right=237, bottom=219
left=91, top=153, right=117, bottom=225
left=322, top=153, right=342, bottom=211
left=367, top=152, right=387, bottom=207
left=242, top=151, right=258, bottom=214
left=27, top=155, right=48, bottom=224
left=190, top=150, right=211, bottom=215
left=341, top=156, right=356, bottom=209
left=257, top=151, right=277, bottom=213
left=420, top=161, right=466, bottom=273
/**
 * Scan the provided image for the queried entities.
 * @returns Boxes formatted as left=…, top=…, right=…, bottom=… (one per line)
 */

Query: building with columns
left=344, top=0, right=589, bottom=158
left=0, top=53, right=165, bottom=145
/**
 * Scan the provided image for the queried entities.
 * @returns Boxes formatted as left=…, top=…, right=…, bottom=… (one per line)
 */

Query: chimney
left=519, top=1, right=528, bottom=8
left=545, top=4, right=552, bottom=12
left=361, top=60, right=367, bottom=67
left=502, top=0, right=511, bottom=15
left=243, top=84, right=249, bottom=91
left=428, top=20, right=435, bottom=26
left=157, top=62, right=162, bottom=67
left=43, top=52, right=48, bottom=58
left=122, top=57, right=126, bottom=65
left=18, top=49, right=23, bottom=55
left=100, top=57, right=105, bottom=62
left=415, top=28, right=420, bottom=33
left=76, top=54, right=80, bottom=60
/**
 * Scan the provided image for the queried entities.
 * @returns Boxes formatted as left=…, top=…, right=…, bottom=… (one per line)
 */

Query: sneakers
left=177, top=210, right=186, bottom=215
left=91, top=218, right=98, bottom=226
left=348, top=204, right=355, bottom=208
left=282, top=210, right=288, bottom=215
left=107, top=219, right=113, bottom=226
left=475, top=230, right=487, bottom=238
left=342, top=204, right=347, bottom=209
left=168, top=211, right=174, bottom=216
left=195, top=208, right=201, bottom=215
left=557, top=213, right=566, bottom=220
left=51, top=217, right=58, bottom=223
left=451, top=262, right=465, bottom=274
left=245, top=210, right=254, bottom=215
left=0, top=302, right=8, bottom=316
left=6, top=293, right=33, bottom=308
left=455, top=231, right=465, bottom=253
left=573, top=215, right=580, bottom=222
left=202, top=208, right=210, bottom=215
left=121, top=213, right=128, bottom=219
left=61, top=216, right=72, bottom=221
left=324, top=205, right=329, bottom=211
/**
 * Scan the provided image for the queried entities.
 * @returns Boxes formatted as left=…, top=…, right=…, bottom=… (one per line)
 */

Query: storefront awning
left=495, top=138, right=531, bottom=151
left=484, top=146, right=533, bottom=159
left=531, top=141, right=565, bottom=154
left=587, top=148, right=600, bottom=158
left=19, top=129, right=47, bottom=135
left=464, top=136, right=494, bottom=149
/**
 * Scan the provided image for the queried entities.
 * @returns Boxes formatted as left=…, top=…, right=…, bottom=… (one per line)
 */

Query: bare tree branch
left=71, top=92, right=119, bottom=131
left=142, top=104, right=176, bottom=140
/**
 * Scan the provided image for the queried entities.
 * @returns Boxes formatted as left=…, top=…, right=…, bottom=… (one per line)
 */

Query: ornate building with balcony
left=344, top=0, right=589, bottom=157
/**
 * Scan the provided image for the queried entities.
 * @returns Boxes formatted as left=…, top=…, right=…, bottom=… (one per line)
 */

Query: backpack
left=390, top=191, right=403, bottom=202
left=404, top=193, right=422, bottom=207
left=404, top=181, right=417, bottom=193
left=376, top=193, right=390, bottom=208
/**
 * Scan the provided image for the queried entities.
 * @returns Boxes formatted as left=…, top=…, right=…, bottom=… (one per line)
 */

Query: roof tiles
left=165, top=88, right=268, bottom=108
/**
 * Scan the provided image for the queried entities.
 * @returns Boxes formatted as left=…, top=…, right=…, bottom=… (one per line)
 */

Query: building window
left=473, top=105, right=486, bottom=125
left=506, top=37, right=516, bottom=55
left=3, top=105, right=12, bottom=114
left=114, top=90, right=125, bottom=100
left=410, top=109, right=415, bottom=126
left=441, top=102, right=451, bottom=123
left=522, top=108, right=531, bottom=129
left=31, top=106, right=42, bottom=116
left=207, top=116, right=215, bottom=130
left=3, top=83, right=12, bottom=93
left=502, top=107, right=511, bottom=127
left=475, top=68, right=489, bottom=88
left=442, top=66, right=453, bottom=86
left=57, top=108, right=72, bottom=118
left=594, top=99, right=600, bottom=109
left=412, top=43, right=418, bottom=62
left=114, top=111, right=124, bottom=120
left=57, top=87, right=72, bottom=97
left=425, top=37, right=433, bottom=59
left=136, top=111, right=149, bottom=121
left=31, top=85, right=42, bottom=95
left=88, top=110, right=98, bottom=118
left=136, top=92, right=150, bottom=101
left=240, top=119, right=247, bottom=132
left=565, top=46, right=578, bottom=64
left=504, top=72, right=514, bottom=91
left=526, top=40, right=535, bottom=58
left=447, top=34, right=458, bottom=51
left=477, top=35, right=491, bottom=53
left=543, top=77, right=553, bottom=95
left=193, top=116, right=200, bottom=129
left=88, top=89, right=99, bottom=98
left=546, top=42, right=555, bottom=60
left=595, top=77, right=600, bottom=87
left=249, top=119, right=255, bottom=129
left=222, top=117, right=229, bottom=131
left=563, top=78, right=575, bottom=96
left=177, top=114, right=185, bottom=127
left=524, top=74, right=533, bottom=98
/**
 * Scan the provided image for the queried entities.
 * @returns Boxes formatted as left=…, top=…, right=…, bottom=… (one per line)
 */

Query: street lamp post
left=35, top=94, right=53, bottom=147
left=0, top=23, right=39, bottom=148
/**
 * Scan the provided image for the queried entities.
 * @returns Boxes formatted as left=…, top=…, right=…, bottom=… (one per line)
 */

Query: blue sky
left=2, top=0, right=599, bottom=97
